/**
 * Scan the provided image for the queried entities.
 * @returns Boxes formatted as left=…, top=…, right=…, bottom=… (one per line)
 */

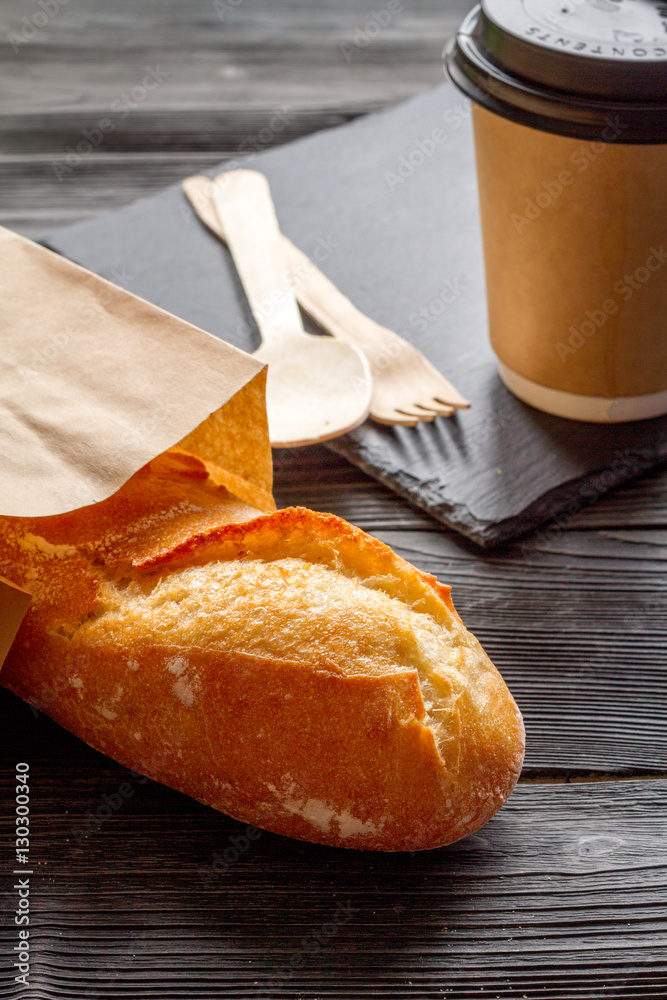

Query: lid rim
left=444, top=3, right=667, bottom=145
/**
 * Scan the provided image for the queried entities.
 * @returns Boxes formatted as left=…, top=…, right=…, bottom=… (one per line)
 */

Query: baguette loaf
left=0, top=452, right=524, bottom=851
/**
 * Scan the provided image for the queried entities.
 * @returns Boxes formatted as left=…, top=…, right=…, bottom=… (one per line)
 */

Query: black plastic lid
left=445, top=0, right=667, bottom=143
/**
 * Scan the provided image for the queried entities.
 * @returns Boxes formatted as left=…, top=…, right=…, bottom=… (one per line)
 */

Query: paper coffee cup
left=446, top=0, right=667, bottom=422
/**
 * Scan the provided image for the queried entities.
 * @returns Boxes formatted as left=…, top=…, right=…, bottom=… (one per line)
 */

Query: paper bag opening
left=0, top=225, right=274, bottom=666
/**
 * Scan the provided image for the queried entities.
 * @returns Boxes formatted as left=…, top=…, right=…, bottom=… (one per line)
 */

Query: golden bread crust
left=0, top=452, right=524, bottom=851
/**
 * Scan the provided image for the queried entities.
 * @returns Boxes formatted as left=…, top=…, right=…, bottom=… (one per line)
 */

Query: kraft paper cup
left=446, top=0, right=667, bottom=422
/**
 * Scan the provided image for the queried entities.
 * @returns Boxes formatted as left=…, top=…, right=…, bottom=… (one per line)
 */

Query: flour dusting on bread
left=266, top=779, right=384, bottom=840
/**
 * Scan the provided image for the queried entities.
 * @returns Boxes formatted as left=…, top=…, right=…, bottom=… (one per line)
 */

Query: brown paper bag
left=0, top=225, right=273, bottom=665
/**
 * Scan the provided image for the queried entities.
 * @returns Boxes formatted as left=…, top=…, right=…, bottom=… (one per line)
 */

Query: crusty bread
left=0, top=451, right=524, bottom=850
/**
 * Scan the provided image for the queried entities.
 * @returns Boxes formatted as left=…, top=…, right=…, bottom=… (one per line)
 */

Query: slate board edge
left=328, top=434, right=667, bottom=547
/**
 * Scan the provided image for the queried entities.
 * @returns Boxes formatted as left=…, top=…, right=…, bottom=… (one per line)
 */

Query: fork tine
left=415, top=401, right=455, bottom=417
left=428, top=376, right=470, bottom=409
left=395, top=408, right=437, bottom=422
left=416, top=356, right=470, bottom=408
left=433, top=393, right=469, bottom=409
left=369, top=399, right=454, bottom=425
left=370, top=407, right=421, bottom=426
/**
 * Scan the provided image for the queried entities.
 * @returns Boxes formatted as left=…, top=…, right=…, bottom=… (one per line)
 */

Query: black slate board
left=45, top=82, right=667, bottom=546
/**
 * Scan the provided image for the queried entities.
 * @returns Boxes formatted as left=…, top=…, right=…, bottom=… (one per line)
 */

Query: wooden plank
left=0, top=152, right=235, bottom=237
left=1, top=751, right=666, bottom=998
left=272, top=445, right=438, bottom=529
left=0, top=110, right=367, bottom=236
left=0, top=0, right=467, bottom=114
left=544, top=465, right=667, bottom=531
left=0, top=0, right=467, bottom=237
left=0, top=108, right=367, bottom=154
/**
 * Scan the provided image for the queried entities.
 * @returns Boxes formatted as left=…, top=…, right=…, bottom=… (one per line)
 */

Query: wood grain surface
left=2, top=1, right=667, bottom=997
left=0, top=0, right=468, bottom=235
left=3, top=706, right=667, bottom=999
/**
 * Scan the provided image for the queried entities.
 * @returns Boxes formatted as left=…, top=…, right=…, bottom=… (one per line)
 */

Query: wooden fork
left=183, top=173, right=470, bottom=426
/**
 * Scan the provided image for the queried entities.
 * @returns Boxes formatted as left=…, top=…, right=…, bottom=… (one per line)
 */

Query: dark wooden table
left=2, top=2, right=667, bottom=997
